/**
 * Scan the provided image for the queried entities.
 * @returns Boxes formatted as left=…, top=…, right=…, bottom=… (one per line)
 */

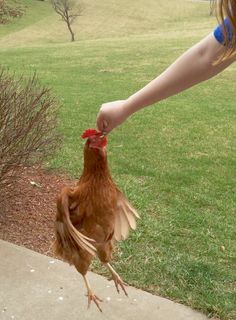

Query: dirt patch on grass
left=0, top=166, right=76, bottom=257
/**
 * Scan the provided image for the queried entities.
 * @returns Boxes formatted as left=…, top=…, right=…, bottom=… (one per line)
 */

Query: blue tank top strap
left=214, top=18, right=233, bottom=45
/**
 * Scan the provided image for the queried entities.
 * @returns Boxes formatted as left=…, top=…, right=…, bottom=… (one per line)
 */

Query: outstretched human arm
left=97, top=33, right=235, bottom=133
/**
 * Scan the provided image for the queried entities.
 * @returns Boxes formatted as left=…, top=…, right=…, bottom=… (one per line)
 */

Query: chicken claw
left=112, top=274, right=128, bottom=296
left=83, top=275, right=103, bottom=312
left=87, top=292, right=103, bottom=312
left=106, top=263, right=128, bottom=296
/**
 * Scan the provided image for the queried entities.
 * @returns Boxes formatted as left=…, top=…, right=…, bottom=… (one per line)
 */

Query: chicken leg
left=105, top=263, right=128, bottom=296
left=82, top=275, right=103, bottom=312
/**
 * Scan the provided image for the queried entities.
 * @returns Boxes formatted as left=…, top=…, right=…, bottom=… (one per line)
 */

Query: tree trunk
left=71, top=31, right=75, bottom=42
left=67, top=21, right=75, bottom=42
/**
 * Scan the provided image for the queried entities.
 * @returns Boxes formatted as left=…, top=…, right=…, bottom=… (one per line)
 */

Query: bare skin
left=97, top=34, right=236, bottom=133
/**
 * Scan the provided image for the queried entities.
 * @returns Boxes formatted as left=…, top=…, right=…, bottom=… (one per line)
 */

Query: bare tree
left=51, top=0, right=81, bottom=42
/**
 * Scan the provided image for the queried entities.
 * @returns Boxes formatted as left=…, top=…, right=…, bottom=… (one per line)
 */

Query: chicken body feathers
left=54, top=142, right=139, bottom=268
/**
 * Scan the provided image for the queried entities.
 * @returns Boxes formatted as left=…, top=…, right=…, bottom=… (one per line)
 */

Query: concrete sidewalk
left=0, top=240, right=209, bottom=320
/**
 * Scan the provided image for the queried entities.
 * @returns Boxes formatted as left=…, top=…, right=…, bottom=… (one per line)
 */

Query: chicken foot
left=105, top=263, right=128, bottom=296
left=83, top=275, right=103, bottom=312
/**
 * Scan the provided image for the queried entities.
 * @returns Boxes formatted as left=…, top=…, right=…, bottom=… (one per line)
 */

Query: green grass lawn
left=0, top=1, right=235, bottom=319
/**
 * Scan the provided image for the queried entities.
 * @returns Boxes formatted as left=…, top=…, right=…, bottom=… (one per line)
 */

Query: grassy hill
left=0, top=1, right=235, bottom=320
left=0, top=0, right=215, bottom=47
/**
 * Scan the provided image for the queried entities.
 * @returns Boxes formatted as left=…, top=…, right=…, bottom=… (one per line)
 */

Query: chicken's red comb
left=81, top=128, right=100, bottom=139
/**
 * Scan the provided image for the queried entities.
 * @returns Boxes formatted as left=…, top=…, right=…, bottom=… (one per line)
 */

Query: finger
left=97, top=117, right=108, bottom=132
left=102, top=120, right=108, bottom=131
left=96, top=114, right=104, bottom=131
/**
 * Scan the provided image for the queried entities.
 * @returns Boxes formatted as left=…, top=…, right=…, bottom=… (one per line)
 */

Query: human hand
left=96, top=100, right=130, bottom=133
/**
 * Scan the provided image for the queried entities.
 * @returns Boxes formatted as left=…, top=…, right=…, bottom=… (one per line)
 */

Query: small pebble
left=106, top=297, right=111, bottom=302
left=11, top=316, right=15, bottom=319
left=30, top=269, right=35, bottom=273
left=49, top=260, right=55, bottom=264
left=30, top=181, right=41, bottom=188
left=133, top=299, right=137, bottom=302
left=58, top=296, right=64, bottom=301
left=106, top=285, right=110, bottom=288
left=48, top=290, right=52, bottom=294
left=2, top=307, right=7, bottom=312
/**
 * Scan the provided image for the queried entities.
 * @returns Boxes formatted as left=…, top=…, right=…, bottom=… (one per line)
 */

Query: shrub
left=0, top=69, right=60, bottom=193
left=0, top=0, right=24, bottom=24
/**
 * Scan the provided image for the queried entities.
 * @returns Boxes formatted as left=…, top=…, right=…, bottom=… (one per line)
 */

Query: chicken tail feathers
left=55, top=187, right=97, bottom=258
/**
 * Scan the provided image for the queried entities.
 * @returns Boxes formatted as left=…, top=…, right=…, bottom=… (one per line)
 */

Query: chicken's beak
left=99, top=132, right=107, bottom=139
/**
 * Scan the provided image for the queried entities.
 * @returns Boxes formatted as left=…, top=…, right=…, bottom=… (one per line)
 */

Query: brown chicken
left=54, top=128, right=139, bottom=312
